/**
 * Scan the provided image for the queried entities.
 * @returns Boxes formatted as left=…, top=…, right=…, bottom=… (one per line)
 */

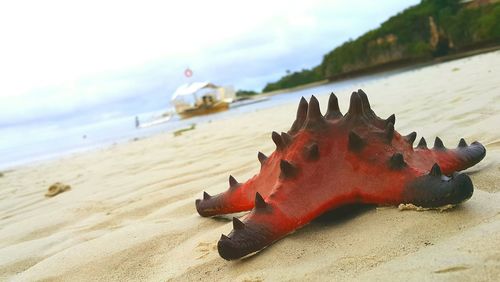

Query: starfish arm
left=402, top=168, right=474, bottom=207
left=217, top=187, right=353, bottom=260
left=433, top=141, right=486, bottom=172
left=195, top=152, right=281, bottom=217
left=412, top=140, right=486, bottom=174
left=357, top=158, right=476, bottom=208
left=195, top=189, right=252, bottom=217
left=217, top=200, right=290, bottom=261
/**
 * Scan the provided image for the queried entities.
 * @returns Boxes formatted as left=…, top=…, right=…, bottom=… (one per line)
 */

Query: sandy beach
left=1, top=51, right=499, bottom=281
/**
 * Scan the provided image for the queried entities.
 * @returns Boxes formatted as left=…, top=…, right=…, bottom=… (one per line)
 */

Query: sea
left=0, top=69, right=409, bottom=170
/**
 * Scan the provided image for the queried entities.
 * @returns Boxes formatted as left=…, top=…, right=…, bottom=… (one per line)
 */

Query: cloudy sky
left=0, top=0, right=419, bottom=125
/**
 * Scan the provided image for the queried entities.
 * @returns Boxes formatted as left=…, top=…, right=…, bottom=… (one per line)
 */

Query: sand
left=1, top=51, right=499, bottom=281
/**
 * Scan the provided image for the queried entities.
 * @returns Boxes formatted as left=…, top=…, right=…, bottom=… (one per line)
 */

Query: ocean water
left=0, top=70, right=404, bottom=170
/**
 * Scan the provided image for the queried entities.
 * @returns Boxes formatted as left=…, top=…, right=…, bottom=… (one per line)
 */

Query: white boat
left=171, top=82, right=235, bottom=118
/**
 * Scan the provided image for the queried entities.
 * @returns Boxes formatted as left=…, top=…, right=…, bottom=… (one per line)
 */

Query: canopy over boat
left=171, top=81, right=218, bottom=101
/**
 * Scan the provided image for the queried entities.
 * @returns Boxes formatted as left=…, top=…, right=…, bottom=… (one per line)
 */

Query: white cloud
left=0, top=0, right=419, bottom=123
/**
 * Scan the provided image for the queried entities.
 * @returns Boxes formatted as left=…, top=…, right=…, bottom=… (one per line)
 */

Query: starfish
left=195, top=90, right=486, bottom=260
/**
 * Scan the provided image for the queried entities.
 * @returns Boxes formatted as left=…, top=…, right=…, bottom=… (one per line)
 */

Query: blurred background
left=1, top=0, right=499, bottom=168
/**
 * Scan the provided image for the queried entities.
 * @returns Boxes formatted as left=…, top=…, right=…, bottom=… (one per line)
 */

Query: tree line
left=263, top=0, right=500, bottom=92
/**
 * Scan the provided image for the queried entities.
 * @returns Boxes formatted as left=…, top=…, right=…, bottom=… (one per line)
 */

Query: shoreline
left=261, top=44, right=500, bottom=97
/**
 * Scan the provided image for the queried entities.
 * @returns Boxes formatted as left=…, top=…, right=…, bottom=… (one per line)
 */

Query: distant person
left=135, top=116, right=140, bottom=128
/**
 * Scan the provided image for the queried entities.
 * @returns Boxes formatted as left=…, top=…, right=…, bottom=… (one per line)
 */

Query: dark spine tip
left=229, top=175, right=239, bottom=188
left=386, top=114, right=396, bottom=126
left=308, top=95, right=321, bottom=116
left=347, top=91, right=363, bottom=116
left=232, top=217, right=245, bottom=230
left=434, top=137, right=445, bottom=150
left=304, top=95, right=326, bottom=130
left=289, top=97, right=309, bottom=134
left=430, top=163, right=442, bottom=176
left=281, top=132, right=293, bottom=147
left=458, top=138, right=467, bottom=148
left=257, top=151, right=268, bottom=166
left=325, top=92, right=342, bottom=119
left=357, top=89, right=372, bottom=111
left=305, top=142, right=319, bottom=161
left=220, top=234, right=230, bottom=241
left=272, top=131, right=285, bottom=151
left=417, top=137, right=428, bottom=149
left=297, top=97, right=308, bottom=119
left=203, top=191, right=211, bottom=200
left=348, top=131, right=365, bottom=152
left=405, top=132, right=417, bottom=146
left=280, top=160, right=298, bottom=179
left=388, top=153, right=406, bottom=170
left=255, top=192, right=267, bottom=209
left=385, top=122, right=395, bottom=142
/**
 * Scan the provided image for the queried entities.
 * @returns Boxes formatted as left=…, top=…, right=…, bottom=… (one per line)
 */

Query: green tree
left=263, top=0, right=500, bottom=92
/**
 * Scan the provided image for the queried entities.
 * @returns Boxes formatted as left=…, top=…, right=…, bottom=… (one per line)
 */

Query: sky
left=0, top=0, right=420, bottom=126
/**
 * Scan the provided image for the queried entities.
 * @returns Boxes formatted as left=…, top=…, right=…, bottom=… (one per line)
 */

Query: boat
left=171, top=82, right=235, bottom=118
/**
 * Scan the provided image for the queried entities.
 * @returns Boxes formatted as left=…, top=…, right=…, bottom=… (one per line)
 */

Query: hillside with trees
left=263, top=0, right=500, bottom=92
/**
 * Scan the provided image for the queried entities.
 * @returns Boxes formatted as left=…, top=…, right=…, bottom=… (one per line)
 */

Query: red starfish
left=195, top=90, right=486, bottom=260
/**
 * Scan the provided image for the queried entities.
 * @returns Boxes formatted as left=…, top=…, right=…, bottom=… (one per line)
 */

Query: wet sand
left=1, top=51, right=499, bottom=281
